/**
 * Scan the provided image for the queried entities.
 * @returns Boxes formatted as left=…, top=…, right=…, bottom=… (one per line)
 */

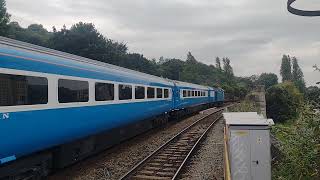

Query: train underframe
left=0, top=102, right=219, bottom=180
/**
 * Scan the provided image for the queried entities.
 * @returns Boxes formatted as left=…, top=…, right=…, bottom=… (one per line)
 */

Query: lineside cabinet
left=224, top=112, right=274, bottom=180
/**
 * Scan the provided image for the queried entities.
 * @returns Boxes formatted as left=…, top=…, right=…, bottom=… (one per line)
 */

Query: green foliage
left=280, top=55, right=292, bottom=82
left=159, top=58, right=184, bottom=80
left=215, top=57, right=222, bottom=71
left=292, top=57, right=306, bottom=93
left=227, top=100, right=260, bottom=112
left=6, top=22, right=52, bottom=46
left=266, top=82, right=303, bottom=123
left=121, top=53, right=160, bottom=76
left=272, top=103, right=320, bottom=179
left=0, top=0, right=10, bottom=36
left=257, top=73, right=278, bottom=90
left=49, top=22, right=126, bottom=64
left=222, top=57, right=234, bottom=79
left=306, top=86, right=320, bottom=108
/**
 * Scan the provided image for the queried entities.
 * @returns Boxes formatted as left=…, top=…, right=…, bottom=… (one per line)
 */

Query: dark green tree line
left=0, top=0, right=10, bottom=36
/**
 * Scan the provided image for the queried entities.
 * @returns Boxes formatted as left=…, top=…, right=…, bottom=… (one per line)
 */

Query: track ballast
left=120, top=107, right=224, bottom=180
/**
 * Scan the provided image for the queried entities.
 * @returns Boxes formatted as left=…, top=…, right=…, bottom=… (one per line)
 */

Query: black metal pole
left=287, top=0, right=320, bottom=16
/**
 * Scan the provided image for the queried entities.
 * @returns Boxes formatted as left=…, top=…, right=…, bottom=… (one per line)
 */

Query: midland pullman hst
left=0, top=36, right=224, bottom=179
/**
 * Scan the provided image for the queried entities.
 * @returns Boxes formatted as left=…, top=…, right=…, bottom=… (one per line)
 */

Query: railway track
left=120, top=107, right=224, bottom=180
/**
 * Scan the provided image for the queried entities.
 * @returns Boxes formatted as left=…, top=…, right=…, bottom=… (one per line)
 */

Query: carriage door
left=172, top=83, right=180, bottom=109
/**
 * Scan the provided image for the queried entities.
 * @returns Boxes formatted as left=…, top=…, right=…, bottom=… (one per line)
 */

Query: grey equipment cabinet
left=224, top=112, right=274, bottom=180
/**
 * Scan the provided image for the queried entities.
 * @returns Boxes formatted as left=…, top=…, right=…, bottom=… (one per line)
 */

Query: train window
left=183, top=90, right=187, bottom=97
left=188, top=90, right=191, bottom=97
left=164, top=89, right=169, bottom=98
left=157, top=88, right=163, bottom=98
left=198, top=91, right=201, bottom=96
left=147, top=87, right=155, bottom=98
left=192, top=91, right=195, bottom=97
left=135, top=86, right=145, bottom=99
left=58, top=79, right=89, bottom=103
left=95, top=83, right=114, bottom=101
left=0, top=73, right=48, bottom=106
left=119, top=84, right=132, bottom=100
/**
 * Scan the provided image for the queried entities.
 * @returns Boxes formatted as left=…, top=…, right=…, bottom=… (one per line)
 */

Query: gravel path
left=47, top=108, right=218, bottom=180
left=179, top=117, right=225, bottom=180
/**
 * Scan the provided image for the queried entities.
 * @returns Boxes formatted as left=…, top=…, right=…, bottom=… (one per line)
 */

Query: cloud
left=6, top=0, right=320, bottom=86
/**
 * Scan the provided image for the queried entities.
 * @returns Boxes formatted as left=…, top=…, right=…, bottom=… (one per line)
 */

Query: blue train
left=0, top=37, right=224, bottom=179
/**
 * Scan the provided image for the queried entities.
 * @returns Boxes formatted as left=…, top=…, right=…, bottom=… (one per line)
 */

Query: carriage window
left=95, top=83, right=114, bottom=101
left=119, top=84, right=132, bottom=100
left=183, top=90, right=187, bottom=97
left=58, top=79, right=88, bottom=103
left=147, top=87, right=155, bottom=98
left=198, top=91, right=201, bottom=96
left=164, top=89, right=169, bottom=98
left=135, top=86, right=145, bottom=99
left=157, top=88, right=163, bottom=98
left=188, top=90, right=191, bottom=97
left=0, top=74, right=48, bottom=106
left=192, top=91, right=195, bottom=97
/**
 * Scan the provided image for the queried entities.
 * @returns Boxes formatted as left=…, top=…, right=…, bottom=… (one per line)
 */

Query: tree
left=186, top=52, right=197, bottom=63
left=222, top=57, right=234, bottom=79
left=215, top=57, right=222, bottom=71
left=266, top=82, right=303, bottom=123
left=159, top=58, right=184, bottom=80
left=292, top=57, right=306, bottom=92
left=49, top=22, right=127, bottom=65
left=257, top=73, right=278, bottom=89
left=0, top=0, right=10, bottom=36
left=280, top=55, right=292, bottom=82
left=306, top=86, right=320, bottom=108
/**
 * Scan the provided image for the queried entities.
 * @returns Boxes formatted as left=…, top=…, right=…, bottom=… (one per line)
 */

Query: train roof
left=0, top=36, right=174, bottom=86
left=173, top=80, right=210, bottom=90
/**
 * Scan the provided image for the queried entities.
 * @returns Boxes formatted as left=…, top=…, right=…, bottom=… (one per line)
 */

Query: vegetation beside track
left=271, top=103, right=319, bottom=179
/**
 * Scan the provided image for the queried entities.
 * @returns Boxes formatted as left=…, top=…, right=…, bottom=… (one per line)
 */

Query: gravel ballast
left=47, top=108, right=218, bottom=180
left=180, top=117, right=225, bottom=180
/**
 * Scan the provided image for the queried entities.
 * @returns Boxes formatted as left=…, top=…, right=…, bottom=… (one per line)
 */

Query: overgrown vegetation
left=269, top=59, right=319, bottom=179
left=272, top=103, right=320, bottom=179
left=226, top=100, right=261, bottom=113
left=266, top=82, right=303, bottom=123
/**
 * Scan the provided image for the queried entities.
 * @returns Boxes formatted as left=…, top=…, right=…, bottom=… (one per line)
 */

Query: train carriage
left=0, top=36, right=224, bottom=179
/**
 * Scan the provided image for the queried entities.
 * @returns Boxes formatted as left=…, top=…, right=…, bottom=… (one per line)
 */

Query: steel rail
left=119, top=107, right=224, bottom=180
left=171, top=114, right=222, bottom=179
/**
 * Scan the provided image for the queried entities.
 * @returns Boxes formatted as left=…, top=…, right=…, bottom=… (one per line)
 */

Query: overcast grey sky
left=6, top=0, right=320, bottom=86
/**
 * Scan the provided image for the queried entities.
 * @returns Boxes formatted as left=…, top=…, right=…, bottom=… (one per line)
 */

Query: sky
left=6, top=0, right=320, bottom=86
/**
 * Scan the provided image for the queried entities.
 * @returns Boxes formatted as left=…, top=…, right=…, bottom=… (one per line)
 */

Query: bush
left=272, top=103, right=320, bottom=179
left=266, top=82, right=303, bottom=123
